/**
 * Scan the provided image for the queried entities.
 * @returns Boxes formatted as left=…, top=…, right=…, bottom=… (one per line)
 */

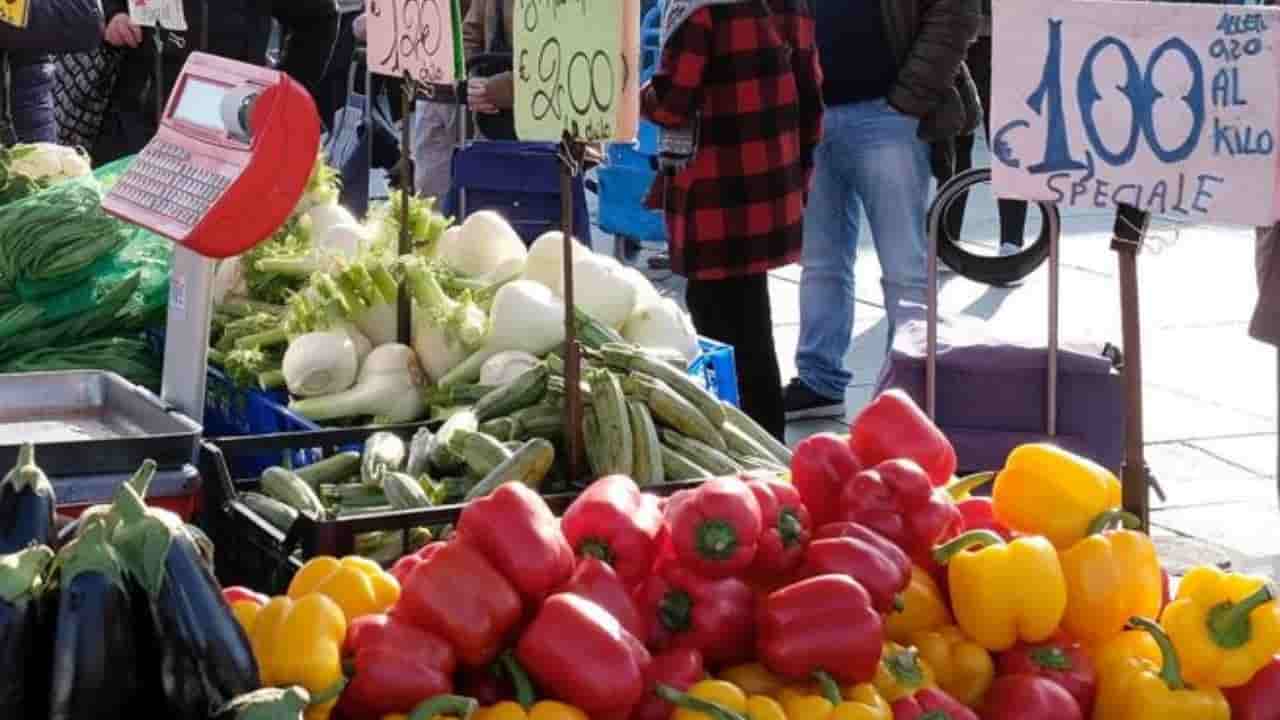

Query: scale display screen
left=172, top=77, right=228, bottom=132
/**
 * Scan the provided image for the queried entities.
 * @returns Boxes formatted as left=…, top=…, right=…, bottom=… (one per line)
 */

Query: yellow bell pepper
left=991, top=443, right=1122, bottom=550
left=872, top=642, right=935, bottom=703
left=381, top=695, right=480, bottom=720
left=720, top=664, right=787, bottom=696
left=1159, top=565, right=1280, bottom=688
left=287, top=555, right=400, bottom=623
left=1092, top=617, right=1229, bottom=720
left=885, top=564, right=952, bottom=644
left=908, top=625, right=994, bottom=707
left=775, top=677, right=891, bottom=720
left=1060, top=510, right=1163, bottom=647
left=473, top=701, right=588, bottom=720
left=662, top=679, right=787, bottom=720
left=247, top=593, right=348, bottom=720
left=933, top=530, right=1067, bottom=652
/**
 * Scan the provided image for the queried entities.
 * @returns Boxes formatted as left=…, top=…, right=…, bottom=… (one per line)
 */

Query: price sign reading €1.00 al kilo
left=991, top=0, right=1280, bottom=226
left=367, top=0, right=463, bottom=88
left=514, top=0, right=640, bottom=143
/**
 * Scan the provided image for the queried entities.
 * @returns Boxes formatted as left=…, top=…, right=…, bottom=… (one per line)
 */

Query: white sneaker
left=999, top=242, right=1021, bottom=257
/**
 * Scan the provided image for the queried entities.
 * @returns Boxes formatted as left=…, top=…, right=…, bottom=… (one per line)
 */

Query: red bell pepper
left=997, top=634, right=1097, bottom=717
left=337, top=612, right=457, bottom=719
left=633, top=648, right=706, bottom=720
left=394, top=540, right=523, bottom=667
left=515, top=592, right=652, bottom=719
left=222, top=586, right=268, bottom=607
left=559, top=556, right=644, bottom=640
left=456, top=483, right=575, bottom=602
left=391, top=542, right=444, bottom=586
left=946, top=473, right=1014, bottom=540
left=892, top=687, right=979, bottom=720
left=980, top=674, right=1082, bottom=720
left=458, top=664, right=511, bottom=707
left=849, top=389, right=957, bottom=487
left=837, top=458, right=964, bottom=564
left=746, top=477, right=812, bottom=579
left=791, top=433, right=862, bottom=528
left=797, top=522, right=911, bottom=614
left=1224, top=656, right=1280, bottom=720
left=562, top=475, right=665, bottom=588
left=757, top=574, right=884, bottom=685
left=636, top=550, right=755, bottom=666
left=667, top=477, right=762, bottom=579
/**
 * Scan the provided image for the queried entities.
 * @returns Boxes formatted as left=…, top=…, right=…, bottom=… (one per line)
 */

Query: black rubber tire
left=931, top=168, right=1058, bottom=287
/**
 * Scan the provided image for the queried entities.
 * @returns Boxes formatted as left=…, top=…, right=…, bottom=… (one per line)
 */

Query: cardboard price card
left=514, top=0, right=640, bottom=142
left=128, top=0, right=188, bottom=30
left=991, top=0, right=1280, bottom=226
left=0, top=0, right=30, bottom=29
left=367, top=0, right=463, bottom=88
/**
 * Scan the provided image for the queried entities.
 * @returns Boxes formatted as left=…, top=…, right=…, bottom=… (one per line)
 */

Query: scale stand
left=161, top=248, right=218, bottom=424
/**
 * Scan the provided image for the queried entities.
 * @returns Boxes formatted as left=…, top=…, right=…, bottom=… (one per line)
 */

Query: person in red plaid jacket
left=642, top=0, right=823, bottom=440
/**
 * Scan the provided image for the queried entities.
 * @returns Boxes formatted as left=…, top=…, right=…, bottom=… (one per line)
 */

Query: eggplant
left=0, top=545, right=54, bottom=718
left=45, top=518, right=143, bottom=720
left=109, top=483, right=260, bottom=718
left=0, top=443, right=55, bottom=553
left=212, top=686, right=310, bottom=720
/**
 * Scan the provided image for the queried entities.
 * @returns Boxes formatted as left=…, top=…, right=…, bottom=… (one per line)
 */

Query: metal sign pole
left=398, top=71, right=414, bottom=346
left=1112, top=203, right=1153, bottom=531
left=559, top=133, right=584, bottom=484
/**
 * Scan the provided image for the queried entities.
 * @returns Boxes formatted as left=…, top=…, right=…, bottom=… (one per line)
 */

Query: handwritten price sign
left=0, top=0, right=29, bottom=29
left=991, top=0, right=1280, bottom=225
left=514, top=0, right=640, bottom=142
left=367, top=0, right=462, bottom=87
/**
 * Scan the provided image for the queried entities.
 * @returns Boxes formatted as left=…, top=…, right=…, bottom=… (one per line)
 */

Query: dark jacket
left=0, top=0, right=104, bottom=143
left=94, top=0, right=337, bottom=163
left=881, top=0, right=982, bottom=142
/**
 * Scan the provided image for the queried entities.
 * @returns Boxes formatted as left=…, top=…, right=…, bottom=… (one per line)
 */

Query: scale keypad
left=109, top=141, right=233, bottom=229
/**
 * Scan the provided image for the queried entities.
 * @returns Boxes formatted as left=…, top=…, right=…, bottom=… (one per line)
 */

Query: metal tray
left=52, top=464, right=201, bottom=506
left=0, top=371, right=202, bottom=475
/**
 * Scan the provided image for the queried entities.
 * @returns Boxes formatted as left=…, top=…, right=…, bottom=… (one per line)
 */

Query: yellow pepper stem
left=812, top=671, right=843, bottom=705
left=1127, top=617, right=1186, bottom=691
left=498, top=651, right=538, bottom=709
left=655, top=684, right=748, bottom=720
left=946, top=472, right=995, bottom=501
left=1206, top=584, right=1276, bottom=649
left=408, top=695, right=480, bottom=720
left=883, top=646, right=928, bottom=688
left=1085, top=510, right=1142, bottom=536
left=932, top=530, right=1005, bottom=566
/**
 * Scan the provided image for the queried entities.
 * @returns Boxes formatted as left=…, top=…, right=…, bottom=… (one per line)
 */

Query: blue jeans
left=796, top=99, right=931, bottom=400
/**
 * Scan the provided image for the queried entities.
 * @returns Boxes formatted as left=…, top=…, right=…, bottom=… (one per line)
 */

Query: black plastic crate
left=199, top=425, right=704, bottom=594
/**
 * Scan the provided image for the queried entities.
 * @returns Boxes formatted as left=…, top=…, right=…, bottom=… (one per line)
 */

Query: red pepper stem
left=777, top=508, right=804, bottom=548
left=1085, top=510, right=1142, bottom=536
left=919, top=713, right=952, bottom=720
left=1127, top=616, right=1186, bottom=691
left=932, top=529, right=1005, bottom=565
left=1207, top=584, right=1276, bottom=650
left=579, top=538, right=615, bottom=564
left=499, top=651, right=537, bottom=710
left=1029, top=646, right=1072, bottom=671
left=946, top=472, right=995, bottom=500
left=812, top=671, right=843, bottom=705
left=408, top=695, right=480, bottom=720
left=696, top=520, right=740, bottom=561
left=308, top=676, right=348, bottom=706
left=654, top=684, right=748, bottom=720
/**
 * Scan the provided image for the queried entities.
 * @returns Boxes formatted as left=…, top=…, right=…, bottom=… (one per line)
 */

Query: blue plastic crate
left=597, top=161, right=668, bottom=245
left=691, top=336, right=739, bottom=407
left=201, top=368, right=325, bottom=478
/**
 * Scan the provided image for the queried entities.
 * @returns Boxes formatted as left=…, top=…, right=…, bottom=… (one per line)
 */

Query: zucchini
left=239, top=492, right=298, bottom=533
left=480, top=417, right=518, bottom=442
left=427, top=410, right=478, bottom=473
left=721, top=421, right=783, bottom=466
left=588, top=368, right=632, bottom=477
left=582, top=405, right=608, bottom=480
left=404, top=426, right=435, bottom=477
left=361, top=432, right=407, bottom=487
left=335, top=504, right=395, bottom=518
left=355, top=528, right=432, bottom=566
left=511, top=404, right=565, bottom=440
left=602, top=344, right=727, bottom=428
left=260, top=466, right=326, bottom=517
left=464, top=438, right=556, bottom=501
left=473, top=363, right=550, bottom=421
left=319, top=483, right=387, bottom=503
left=660, top=445, right=713, bottom=482
left=424, top=383, right=497, bottom=408
left=722, top=400, right=792, bottom=464
left=574, top=306, right=626, bottom=349
left=622, top=373, right=727, bottom=451
left=728, top=451, right=788, bottom=473
left=382, top=471, right=435, bottom=510
left=660, top=429, right=742, bottom=476
left=448, top=427, right=514, bottom=478
left=292, top=450, right=360, bottom=488
left=628, top=400, right=663, bottom=487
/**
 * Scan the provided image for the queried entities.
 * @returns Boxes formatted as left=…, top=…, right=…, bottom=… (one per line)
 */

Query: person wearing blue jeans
left=785, top=0, right=982, bottom=420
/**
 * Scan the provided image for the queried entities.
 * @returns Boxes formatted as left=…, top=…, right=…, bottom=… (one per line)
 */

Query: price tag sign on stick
left=514, top=0, right=640, bottom=142
left=0, top=0, right=30, bottom=29
left=367, top=0, right=463, bottom=88
left=128, top=0, right=188, bottom=30
left=991, top=0, right=1280, bottom=226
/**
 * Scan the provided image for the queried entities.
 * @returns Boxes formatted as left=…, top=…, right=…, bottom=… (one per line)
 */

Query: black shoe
left=783, top=378, right=844, bottom=421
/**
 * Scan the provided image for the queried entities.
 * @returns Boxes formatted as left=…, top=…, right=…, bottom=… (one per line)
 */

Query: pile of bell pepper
left=215, top=389, right=1280, bottom=720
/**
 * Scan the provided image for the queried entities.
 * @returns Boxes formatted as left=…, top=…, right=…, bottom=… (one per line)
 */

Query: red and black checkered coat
left=642, top=0, right=823, bottom=281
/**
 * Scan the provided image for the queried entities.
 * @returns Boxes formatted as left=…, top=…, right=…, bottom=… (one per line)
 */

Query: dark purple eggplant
left=45, top=519, right=143, bottom=720
left=0, top=544, right=54, bottom=718
left=110, top=482, right=260, bottom=718
left=212, top=686, right=310, bottom=720
left=0, top=443, right=55, bottom=553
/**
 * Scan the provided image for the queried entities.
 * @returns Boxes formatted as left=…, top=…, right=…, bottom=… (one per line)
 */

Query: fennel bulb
left=289, top=343, right=427, bottom=422
left=570, top=253, right=637, bottom=329
left=438, top=280, right=566, bottom=387
left=283, top=331, right=359, bottom=397
left=623, top=297, right=702, bottom=364
left=438, top=210, right=527, bottom=278
left=404, top=256, right=488, bottom=382
left=480, top=351, right=541, bottom=386
left=521, top=231, right=587, bottom=296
